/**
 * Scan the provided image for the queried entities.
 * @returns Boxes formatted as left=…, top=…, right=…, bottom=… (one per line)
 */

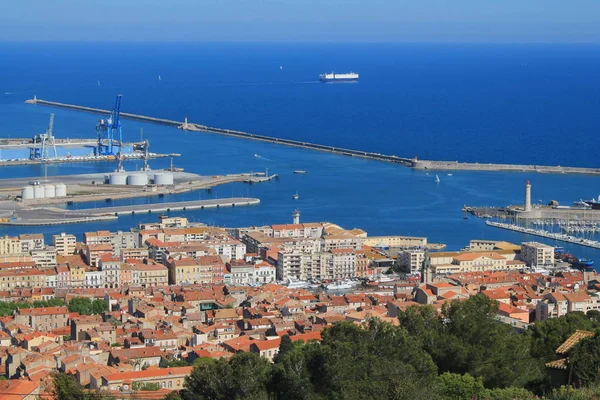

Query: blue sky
left=1, top=0, right=599, bottom=42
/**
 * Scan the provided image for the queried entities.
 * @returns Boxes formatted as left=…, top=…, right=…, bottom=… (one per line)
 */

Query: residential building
left=99, top=256, right=121, bottom=288
left=522, top=242, right=555, bottom=267
left=121, top=248, right=149, bottom=261
left=30, top=248, right=57, bottom=268
left=0, top=235, right=20, bottom=255
left=53, top=233, right=76, bottom=256
left=18, top=234, right=45, bottom=253
left=168, top=256, right=225, bottom=285
left=135, top=262, right=168, bottom=287
left=96, top=366, right=193, bottom=391
left=15, top=306, right=70, bottom=331
left=398, top=249, right=425, bottom=274
left=85, top=244, right=113, bottom=267
left=84, top=230, right=137, bottom=257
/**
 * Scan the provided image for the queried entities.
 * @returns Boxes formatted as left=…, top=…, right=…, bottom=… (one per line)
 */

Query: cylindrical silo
left=44, top=184, right=56, bottom=198
left=109, top=173, right=128, bottom=185
left=55, top=183, right=67, bottom=197
left=127, top=173, right=149, bottom=186
left=21, top=186, right=34, bottom=200
left=33, top=185, right=45, bottom=199
left=154, top=172, right=173, bottom=185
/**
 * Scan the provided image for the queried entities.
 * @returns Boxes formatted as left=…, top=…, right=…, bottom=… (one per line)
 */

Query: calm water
left=0, top=42, right=599, bottom=261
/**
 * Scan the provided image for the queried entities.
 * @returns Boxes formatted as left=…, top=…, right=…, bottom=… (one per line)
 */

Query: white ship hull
left=319, top=72, right=359, bottom=82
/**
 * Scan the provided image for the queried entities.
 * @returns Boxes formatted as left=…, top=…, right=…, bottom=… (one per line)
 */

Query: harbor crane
left=30, top=113, right=57, bottom=160
left=96, top=94, right=123, bottom=155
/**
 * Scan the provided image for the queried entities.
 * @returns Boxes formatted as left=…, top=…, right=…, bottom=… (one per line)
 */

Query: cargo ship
left=319, top=72, right=359, bottom=82
left=573, top=258, right=595, bottom=272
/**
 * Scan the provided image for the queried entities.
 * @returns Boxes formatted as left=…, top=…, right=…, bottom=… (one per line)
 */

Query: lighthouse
left=293, top=210, right=300, bottom=225
left=524, top=180, right=532, bottom=212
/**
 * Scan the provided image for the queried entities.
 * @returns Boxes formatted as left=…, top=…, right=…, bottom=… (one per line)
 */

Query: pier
left=26, top=98, right=600, bottom=176
left=486, top=220, right=600, bottom=250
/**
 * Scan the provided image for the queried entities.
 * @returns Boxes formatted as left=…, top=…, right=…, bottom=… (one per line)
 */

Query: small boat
left=285, top=278, right=309, bottom=289
left=294, top=170, right=306, bottom=175
left=292, top=191, right=299, bottom=200
left=435, top=174, right=440, bottom=183
left=158, top=75, right=162, bottom=81
left=447, top=173, right=453, bottom=176
left=254, top=154, right=260, bottom=158
left=325, top=279, right=356, bottom=290
left=280, top=65, right=283, bottom=70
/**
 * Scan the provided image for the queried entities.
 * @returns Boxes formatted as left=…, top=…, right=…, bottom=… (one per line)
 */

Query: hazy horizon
left=2, top=0, right=599, bottom=43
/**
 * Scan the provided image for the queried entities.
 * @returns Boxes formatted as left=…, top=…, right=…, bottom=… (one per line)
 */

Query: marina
left=485, top=220, right=600, bottom=250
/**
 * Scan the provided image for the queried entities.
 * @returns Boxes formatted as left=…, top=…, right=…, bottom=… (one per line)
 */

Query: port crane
left=30, top=113, right=57, bottom=160
left=96, top=94, right=123, bottom=155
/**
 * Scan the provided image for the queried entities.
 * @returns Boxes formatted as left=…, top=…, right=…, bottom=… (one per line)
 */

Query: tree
left=180, top=352, right=272, bottom=400
left=274, top=334, right=293, bottom=363
left=437, top=372, right=486, bottom=400
left=570, top=335, right=600, bottom=386
left=50, top=373, right=112, bottom=400
left=528, top=312, right=599, bottom=360
left=68, top=297, right=108, bottom=315
left=399, top=294, right=544, bottom=388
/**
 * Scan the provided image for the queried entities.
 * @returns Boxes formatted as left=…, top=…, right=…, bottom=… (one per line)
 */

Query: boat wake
left=254, top=154, right=272, bottom=161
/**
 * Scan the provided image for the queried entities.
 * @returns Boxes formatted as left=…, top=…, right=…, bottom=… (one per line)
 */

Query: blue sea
left=1, top=42, right=599, bottom=260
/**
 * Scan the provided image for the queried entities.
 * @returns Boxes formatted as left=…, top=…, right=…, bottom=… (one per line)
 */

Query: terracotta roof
left=103, top=366, right=193, bottom=382
left=556, top=330, right=595, bottom=355
left=453, top=252, right=505, bottom=262
left=252, top=338, right=281, bottom=351
left=545, top=358, right=568, bottom=370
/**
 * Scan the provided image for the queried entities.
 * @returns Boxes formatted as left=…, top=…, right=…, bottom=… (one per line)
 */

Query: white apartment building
left=398, top=249, right=426, bottom=274
left=521, top=242, right=554, bottom=267
left=19, top=234, right=45, bottom=253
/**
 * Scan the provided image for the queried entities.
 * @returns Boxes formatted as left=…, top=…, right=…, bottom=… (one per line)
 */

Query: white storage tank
left=33, top=185, right=45, bottom=199
left=44, top=184, right=56, bottom=198
left=127, top=173, right=149, bottom=186
left=55, top=183, right=67, bottom=197
left=154, top=172, right=174, bottom=185
left=21, top=186, right=34, bottom=200
left=109, top=173, right=128, bottom=185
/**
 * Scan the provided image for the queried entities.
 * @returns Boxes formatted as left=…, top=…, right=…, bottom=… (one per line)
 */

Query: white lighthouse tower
left=293, top=209, right=300, bottom=225
left=524, top=180, right=532, bottom=212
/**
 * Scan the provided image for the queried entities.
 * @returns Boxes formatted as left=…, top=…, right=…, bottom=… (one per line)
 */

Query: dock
left=26, top=98, right=600, bottom=176
left=80, top=198, right=260, bottom=216
left=0, top=197, right=260, bottom=225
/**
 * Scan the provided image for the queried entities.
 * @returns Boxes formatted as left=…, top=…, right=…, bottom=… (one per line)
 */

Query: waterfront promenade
left=26, top=98, right=600, bottom=176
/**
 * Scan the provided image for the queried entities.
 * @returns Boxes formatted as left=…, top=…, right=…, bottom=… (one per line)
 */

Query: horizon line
left=1, top=39, right=600, bottom=45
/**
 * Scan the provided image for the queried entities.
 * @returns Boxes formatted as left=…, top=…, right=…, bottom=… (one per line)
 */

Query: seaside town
left=0, top=211, right=599, bottom=398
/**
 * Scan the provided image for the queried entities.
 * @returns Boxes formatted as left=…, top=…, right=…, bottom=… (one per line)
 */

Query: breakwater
left=26, top=98, right=600, bottom=175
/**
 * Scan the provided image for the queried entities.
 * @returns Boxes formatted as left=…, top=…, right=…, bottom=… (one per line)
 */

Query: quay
left=79, top=197, right=260, bottom=216
left=27, top=98, right=600, bottom=176
left=0, top=152, right=173, bottom=167
left=0, top=138, right=142, bottom=150
left=486, top=220, right=600, bottom=250
left=0, top=197, right=259, bottom=225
